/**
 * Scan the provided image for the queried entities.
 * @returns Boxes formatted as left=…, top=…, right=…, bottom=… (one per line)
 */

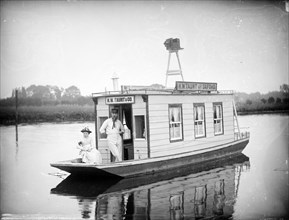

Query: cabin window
left=194, top=104, right=206, bottom=138
left=169, top=104, right=183, bottom=142
left=135, top=115, right=145, bottom=139
left=213, top=103, right=223, bottom=135
left=99, top=117, right=108, bottom=139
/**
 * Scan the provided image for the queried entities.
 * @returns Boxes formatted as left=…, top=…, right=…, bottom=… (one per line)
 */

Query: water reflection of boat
left=51, top=153, right=250, bottom=219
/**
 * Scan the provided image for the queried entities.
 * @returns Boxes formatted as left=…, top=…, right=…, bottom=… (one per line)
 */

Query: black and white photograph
left=0, top=0, right=288, bottom=219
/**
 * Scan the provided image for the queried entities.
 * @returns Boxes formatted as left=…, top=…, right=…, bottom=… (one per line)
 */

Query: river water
left=0, top=114, right=288, bottom=219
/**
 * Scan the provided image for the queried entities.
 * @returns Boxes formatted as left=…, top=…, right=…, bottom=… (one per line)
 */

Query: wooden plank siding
left=132, top=95, right=148, bottom=159
left=95, top=94, right=235, bottom=162
left=96, top=98, right=110, bottom=163
left=148, top=94, right=235, bottom=157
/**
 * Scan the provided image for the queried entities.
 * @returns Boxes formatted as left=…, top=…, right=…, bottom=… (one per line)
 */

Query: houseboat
left=51, top=81, right=250, bottom=178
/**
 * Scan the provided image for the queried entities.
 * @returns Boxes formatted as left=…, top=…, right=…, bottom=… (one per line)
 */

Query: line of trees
left=1, top=83, right=288, bottom=109
left=0, top=83, right=288, bottom=125
left=0, top=85, right=93, bottom=106
left=234, top=84, right=289, bottom=113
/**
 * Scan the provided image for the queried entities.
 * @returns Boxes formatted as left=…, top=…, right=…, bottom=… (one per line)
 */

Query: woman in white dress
left=77, top=127, right=102, bottom=164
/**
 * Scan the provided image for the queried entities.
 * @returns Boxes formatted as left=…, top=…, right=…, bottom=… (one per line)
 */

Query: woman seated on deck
left=77, top=127, right=102, bottom=164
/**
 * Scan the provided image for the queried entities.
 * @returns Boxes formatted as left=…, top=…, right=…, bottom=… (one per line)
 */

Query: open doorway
left=109, top=104, right=134, bottom=161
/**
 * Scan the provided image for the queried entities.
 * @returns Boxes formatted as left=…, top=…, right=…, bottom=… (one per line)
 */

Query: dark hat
left=111, top=108, right=118, bottom=113
left=81, top=127, right=92, bottom=133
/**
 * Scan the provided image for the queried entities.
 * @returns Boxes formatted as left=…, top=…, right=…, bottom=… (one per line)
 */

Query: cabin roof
left=92, top=88, right=234, bottom=98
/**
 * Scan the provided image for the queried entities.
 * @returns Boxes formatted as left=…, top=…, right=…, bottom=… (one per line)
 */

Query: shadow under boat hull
left=50, top=138, right=249, bottom=178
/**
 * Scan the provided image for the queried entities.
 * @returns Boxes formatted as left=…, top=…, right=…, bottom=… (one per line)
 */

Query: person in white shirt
left=99, top=109, right=124, bottom=162
left=77, top=127, right=102, bottom=164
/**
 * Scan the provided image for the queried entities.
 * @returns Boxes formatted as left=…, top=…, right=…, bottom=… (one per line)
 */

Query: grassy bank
left=238, top=109, right=289, bottom=115
left=236, top=102, right=289, bottom=115
left=0, top=105, right=94, bottom=125
left=1, top=103, right=288, bottom=125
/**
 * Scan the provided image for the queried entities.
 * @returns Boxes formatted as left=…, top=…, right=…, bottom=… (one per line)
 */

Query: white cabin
left=92, top=81, right=241, bottom=164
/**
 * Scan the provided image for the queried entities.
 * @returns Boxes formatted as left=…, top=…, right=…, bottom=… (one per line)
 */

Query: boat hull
left=51, top=153, right=249, bottom=197
left=50, top=138, right=249, bottom=178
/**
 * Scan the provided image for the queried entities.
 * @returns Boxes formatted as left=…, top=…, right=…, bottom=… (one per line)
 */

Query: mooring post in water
left=15, top=89, right=19, bottom=142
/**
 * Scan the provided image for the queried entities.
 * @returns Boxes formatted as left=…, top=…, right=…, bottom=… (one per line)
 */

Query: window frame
left=213, top=102, right=224, bottom=135
left=168, top=104, right=184, bottom=142
left=193, top=103, right=206, bottom=139
left=99, top=116, right=108, bottom=140
left=134, top=115, right=146, bottom=140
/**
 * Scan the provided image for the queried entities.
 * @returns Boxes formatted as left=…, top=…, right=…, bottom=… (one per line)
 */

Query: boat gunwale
left=50, top=138, right=249, bottom=169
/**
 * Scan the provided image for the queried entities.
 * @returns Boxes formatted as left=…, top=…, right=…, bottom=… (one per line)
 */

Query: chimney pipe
left=111, top=73, right=119, bottom=91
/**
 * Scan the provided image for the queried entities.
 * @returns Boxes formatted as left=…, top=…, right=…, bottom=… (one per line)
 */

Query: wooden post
left=175, top=51, right=184, bottom=81
left=143, top=95, right=150, bottom=158
left=165, top=52, right=171, bottom=87
left=93, top=98, right=98, bottom=149
left=165, top=51, right=184, bottom=87
left=15, top=89, right=19, bottom=142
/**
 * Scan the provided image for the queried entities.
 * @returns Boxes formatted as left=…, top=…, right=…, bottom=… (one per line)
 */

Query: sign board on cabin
left=121, top=84, right=165, bottom=91
left=175, top=81, right=217, bottom=91
left=121, top=85, right=151, bottom=91
left=105, top=96, right=135, bottom=104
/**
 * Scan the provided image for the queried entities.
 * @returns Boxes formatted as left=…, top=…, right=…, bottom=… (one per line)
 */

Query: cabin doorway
left=109, top=104, right=134, bottom=161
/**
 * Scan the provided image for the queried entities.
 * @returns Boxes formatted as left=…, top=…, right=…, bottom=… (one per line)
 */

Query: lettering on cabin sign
left=175, top=81, right=217, bottom=91
left=105, top=96, right=135, bottom=104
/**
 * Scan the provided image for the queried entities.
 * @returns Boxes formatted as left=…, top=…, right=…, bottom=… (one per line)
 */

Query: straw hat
left=81, top=127, right=92, bottom=134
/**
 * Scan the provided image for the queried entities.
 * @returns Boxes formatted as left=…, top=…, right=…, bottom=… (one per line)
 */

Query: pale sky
left=1, top=0, right=288, bottom=98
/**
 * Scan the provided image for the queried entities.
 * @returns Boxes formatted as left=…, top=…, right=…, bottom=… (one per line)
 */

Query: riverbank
left=1, top=104, right=288, bottom=126
left=0, top=105, right=94, bottom=125
left=238, top=109, right=289, bottom=115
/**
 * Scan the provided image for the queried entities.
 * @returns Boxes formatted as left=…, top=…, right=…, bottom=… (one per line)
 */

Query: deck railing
left=234, top=129, right=250, bottom=141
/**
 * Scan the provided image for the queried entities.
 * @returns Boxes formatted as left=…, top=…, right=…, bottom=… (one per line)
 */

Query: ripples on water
left=0, top=115, right=288, bottom=219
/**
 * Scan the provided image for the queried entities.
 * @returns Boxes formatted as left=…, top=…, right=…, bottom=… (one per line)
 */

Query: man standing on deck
left=99, top=108, right=124, bottom=162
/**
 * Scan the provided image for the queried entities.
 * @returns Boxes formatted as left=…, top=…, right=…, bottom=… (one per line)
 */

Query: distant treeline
left=0, top=84, right=288, bottom=125
left=234, top=85, right=289, bottom=114
left=0, top=84, right=94, bottom=125
left=0, top=84, right=94, bottom=106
